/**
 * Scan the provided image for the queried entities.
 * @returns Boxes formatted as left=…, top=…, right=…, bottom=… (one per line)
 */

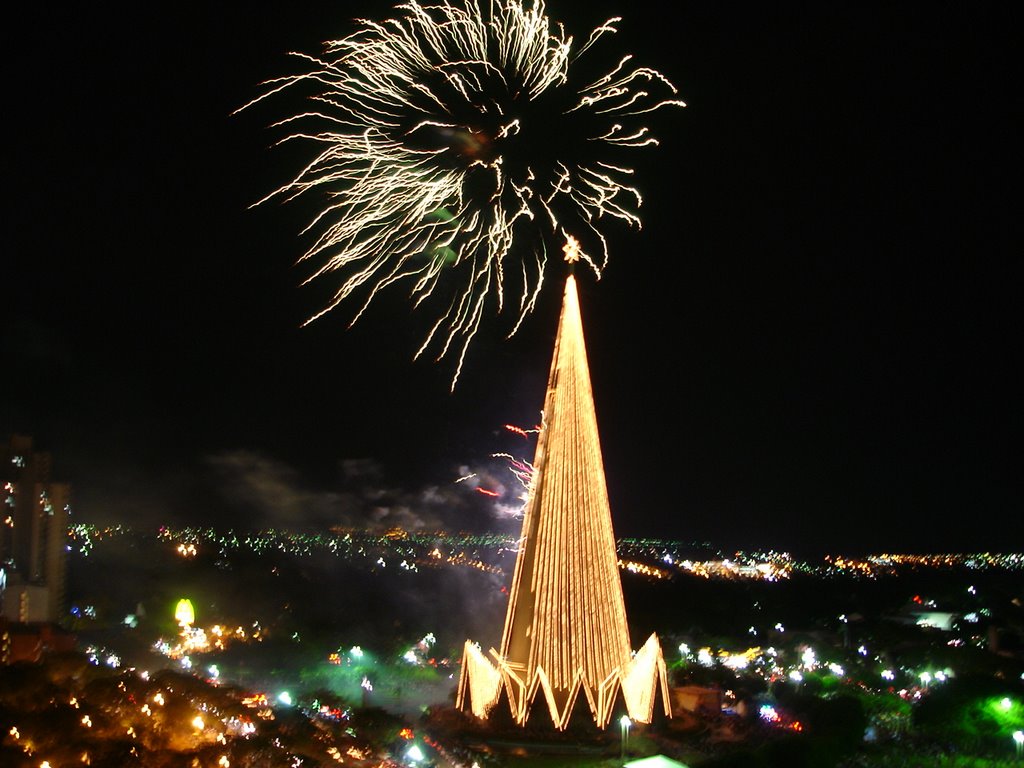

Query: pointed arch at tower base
left=458, top=633, right=672, bottom=730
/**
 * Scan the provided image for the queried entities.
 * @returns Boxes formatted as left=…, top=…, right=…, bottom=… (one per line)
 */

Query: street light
left=406, top=744, right=425, bottom=764
left=1012, top=730, right=1023, bottom=760
left=620, top=715, right=632, bottom=764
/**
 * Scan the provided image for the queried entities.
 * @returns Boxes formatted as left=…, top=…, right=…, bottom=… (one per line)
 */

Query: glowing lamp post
left=1013, top=730, right=1023, bottom=759
left=175, top=599, right=195, bottom=630
left=620, top=715, right=632, bottom=763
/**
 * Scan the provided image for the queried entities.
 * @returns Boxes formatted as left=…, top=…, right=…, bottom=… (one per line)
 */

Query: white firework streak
left=491, top=452, right=535, bottom=491
left=241, top=1, right=684, bottom=386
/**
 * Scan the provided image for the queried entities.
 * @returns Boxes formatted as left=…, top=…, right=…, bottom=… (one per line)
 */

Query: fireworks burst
left=244, top=0, right=683, bottom=384
left=456, top=422, right=537, bottom=514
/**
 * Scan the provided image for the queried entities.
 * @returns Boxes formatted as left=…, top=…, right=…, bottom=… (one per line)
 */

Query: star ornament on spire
left=562, top=235, right=583, bottom=264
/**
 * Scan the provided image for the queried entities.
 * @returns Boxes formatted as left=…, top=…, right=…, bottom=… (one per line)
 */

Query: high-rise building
left=458, top=276, right=671, bottom=730
left=0, top=435, right=70, bottom=622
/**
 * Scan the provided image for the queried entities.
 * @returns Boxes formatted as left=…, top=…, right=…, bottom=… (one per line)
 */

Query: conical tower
left=458, top=275, right=671, bottom=730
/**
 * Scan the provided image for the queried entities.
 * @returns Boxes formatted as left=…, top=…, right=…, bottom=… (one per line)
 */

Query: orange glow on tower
left=458, top=275, right=671, bottom=729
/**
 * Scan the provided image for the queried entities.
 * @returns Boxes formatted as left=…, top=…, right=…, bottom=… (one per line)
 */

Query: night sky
left=4, top=2, right=1019, bottom=555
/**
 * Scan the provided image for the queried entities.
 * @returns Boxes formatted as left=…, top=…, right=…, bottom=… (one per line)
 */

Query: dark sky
left=3, top=2, right=1019, bottom=555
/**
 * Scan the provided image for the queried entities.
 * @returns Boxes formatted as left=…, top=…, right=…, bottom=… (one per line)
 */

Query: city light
left=41, top=516, right=1024, bottom=763
left=406, top=744, right=425, bottom=763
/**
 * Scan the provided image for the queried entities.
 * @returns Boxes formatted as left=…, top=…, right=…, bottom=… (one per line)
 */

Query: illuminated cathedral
left=458, top=274, right=671, bottom=730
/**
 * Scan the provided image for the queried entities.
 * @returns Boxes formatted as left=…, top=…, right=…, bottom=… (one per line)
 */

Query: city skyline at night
left=6, top=518, right=1020, bottom=764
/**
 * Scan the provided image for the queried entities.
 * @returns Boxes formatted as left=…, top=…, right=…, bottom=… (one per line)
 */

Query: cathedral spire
left=459, top=275, right=671, bottom=730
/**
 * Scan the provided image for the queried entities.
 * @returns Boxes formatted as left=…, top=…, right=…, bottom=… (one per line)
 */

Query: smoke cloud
left=205, top=450, right=522, bottom=533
